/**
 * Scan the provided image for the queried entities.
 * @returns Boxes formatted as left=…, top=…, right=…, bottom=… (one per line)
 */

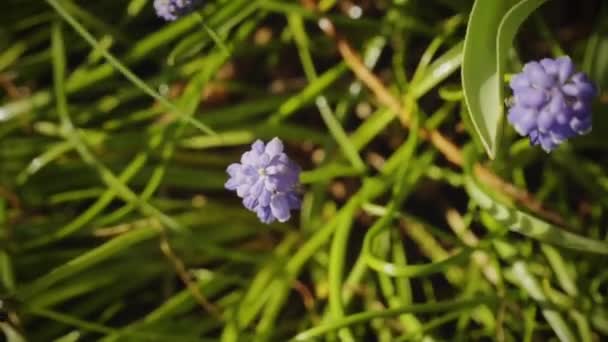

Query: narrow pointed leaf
left=465, top=177, right=608, bottom=254
left=462, top=0, right=511, bottom=159
left=462, top=0, right=547, bottom=159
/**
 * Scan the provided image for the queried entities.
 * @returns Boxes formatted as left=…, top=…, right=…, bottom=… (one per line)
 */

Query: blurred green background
left=1, top=0, right=608, bottom=341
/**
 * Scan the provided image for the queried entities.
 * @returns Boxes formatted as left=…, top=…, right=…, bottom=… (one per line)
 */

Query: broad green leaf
left=462, top=0, right=511, bottom=159
left=462, top=0, right=547, bottom=159
left=497, top=0, right=549, bottom=98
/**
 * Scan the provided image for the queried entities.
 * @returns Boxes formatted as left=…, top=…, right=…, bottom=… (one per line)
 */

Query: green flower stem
left=291, top=297, right=496, bottom=341
left=45, top=0, right=215, bottom=135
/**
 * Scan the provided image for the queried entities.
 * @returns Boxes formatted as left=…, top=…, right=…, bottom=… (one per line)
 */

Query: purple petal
left=154, top=0, right=203, bottom=21
left=571, top=73, right=590, bottom=84
left=225, top=177, right=239, bottom=190
left=255, top=205, right=274, bottom=224
left=241, top=151, right=258, bottom=165
left=249, top=178, right=265, bottom=198
left=287, top=192, right=301, bottom=209
left=257, top=153, right=270, bottom=167
left=555, top=113, right=567, bottom=125
left=510, top=74, right=530, bottom=90
left=570, top=117, right=592, bottom=135
left=265, top=137, right=284, bottom=156
left=243, top=196, right=257, bottom=210
left=570, top=100, right=589, bottom=117
left=270, top=193, right=291, bottom=222
left=276, top=153, right=290, bottom=164
left=508, top=107, right=537, bottom=136
left=572, top=78, right=596, bottom=100
left=241, top=165, right=258, bottom=178
left=547, top=91, right=566, bottom=114
left=265, top=163, right=286, bottom=175
left=236, top=183, right=251, bottom=197
left=251, top=140, right=265, bottom=153
left=226, top=163, right=241, bottom=177
left=561, top=80, right=594, bottom=99
left=529, top=130, right=540, bottom=145
left=267, top=174, right=297, bottom=192
left=537, top=110, right=554, bottom=132
left=265, top=176, right=278, bottom=192
left=556, top=56, right=574, bottom=83
left=540, top=58, right=558, bottom=76
left=524, top=62, right=554, bottom=88
left=533, top=132, right=557, bottom=152
left=539, top=139, right=556, bottom=152
left=517, top=88, right=546, bottom=107
left=550, top=123, right=574, bottom=141
left=259, top=189, right=271, bottom=207
left=561, top=83, right=579, bottom=97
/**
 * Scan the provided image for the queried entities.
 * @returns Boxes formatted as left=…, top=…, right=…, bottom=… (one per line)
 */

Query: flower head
left=225, top=138, right=301, bottom=224
left=154, top=0, right=202, bottom=21
left=507, top=56, right=596, bottom=152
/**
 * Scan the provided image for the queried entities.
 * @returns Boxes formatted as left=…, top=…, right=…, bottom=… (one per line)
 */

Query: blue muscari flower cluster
left=508, top=56, right=596, bottom=152
left=225, top=138, right=301, bottom=224
left=154, top=0, right=201, bottom=21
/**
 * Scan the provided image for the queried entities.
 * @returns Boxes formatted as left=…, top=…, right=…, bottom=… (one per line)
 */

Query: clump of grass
left=1, top=1, right=607, bottom=341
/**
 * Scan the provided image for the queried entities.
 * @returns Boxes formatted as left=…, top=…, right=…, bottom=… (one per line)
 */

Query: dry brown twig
left=317, top=17, right=565, bottom=226
left=159, top=230, right=222, bottom=319
left=292, top=280, right=319, bottom=323
left=92, top=215, right=221, bottom=318
left=0, top=186, right=22, bottom=240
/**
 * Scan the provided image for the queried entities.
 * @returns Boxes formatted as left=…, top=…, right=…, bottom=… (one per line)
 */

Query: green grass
left=1, top=0, right=608, bottom=341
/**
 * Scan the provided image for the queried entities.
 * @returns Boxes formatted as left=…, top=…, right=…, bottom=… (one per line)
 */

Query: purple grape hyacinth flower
left=507, top=56, right=597, bottom=152
left=154, top=0, right=202, bottom=21
left=225, top=138, right=301, bottom=224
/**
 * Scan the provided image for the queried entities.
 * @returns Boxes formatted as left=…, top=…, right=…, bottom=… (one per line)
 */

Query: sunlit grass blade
left=511, top=261, right=577, bottom=342
left=44, top=0, right=216, bottom=135
left=291, top=297, right=496, bottom=341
